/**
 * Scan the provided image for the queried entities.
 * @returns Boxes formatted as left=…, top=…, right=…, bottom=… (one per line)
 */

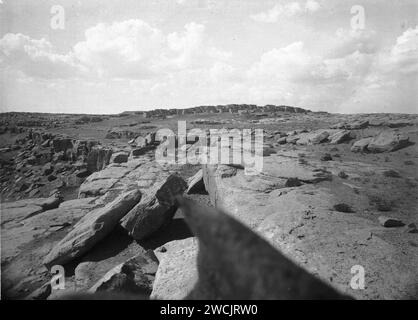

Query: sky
left=0, top=0, right=417, bottom=114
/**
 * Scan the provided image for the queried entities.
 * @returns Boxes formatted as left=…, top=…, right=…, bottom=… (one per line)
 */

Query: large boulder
left=158, top=198, right=347, bottom=300
left=110, top=152, right=129, bottom=164
left=386, top=120, right=412, bottom=128
left=88, top=251, right=158, bottom=295
left=329, top=130, right=354, bottom=144
left=350, top=137, right=372, bottom=153
left=86, top=146, right=113, bottom=172
left=131, top=136, right=147, bottom=148
left=120, top=174, right=187, bottom=240
left=199, top=155, right=418, bottom=299
left=52, top=137, right=73, bottom=153
left=296, top=130, right=332, bottom=145
left=78, top=159, right=177, bottom=201
left=151, top=238, right=198, bottom=300
left=43, top=189, right=141, bottom=268
left=131, top=132, right=156, bottom=148
left=367, top=131, right=410, bottom=153
left=72, top=236, right=150, bottom=292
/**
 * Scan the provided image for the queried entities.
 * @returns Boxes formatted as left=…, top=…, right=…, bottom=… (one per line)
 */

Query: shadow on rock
left=138, top=217, right=193, bottom=250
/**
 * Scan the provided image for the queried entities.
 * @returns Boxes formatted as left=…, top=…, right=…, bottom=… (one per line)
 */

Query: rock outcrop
left=296, top=130, right=333, bottom=145
left=151, top=238, right=198, bottom=300
left=351, top=137, right=373, bottom=153
left=154, top=198, right=349, bottom=299
left=186, top=169, right=205, bottom=194
left=351, top=131, right=411, bottom=153
left=1, top=197, right=99, bottom=299
left=89, top=251, right=158, bottom=295
left=198, top=155, right=418, bottom=299
left=86, top=146, right=113, bottom=172
left=120, top=174, right=187, bottom=240
left=1, top=110, right=417, bottom=300
left=367, top=131, right=410, bottom=153
left=44, top=189, right=141, bottom=268
left=1, top=196, right=63, bottom=227
left=329, top=130, right=354, bottom=144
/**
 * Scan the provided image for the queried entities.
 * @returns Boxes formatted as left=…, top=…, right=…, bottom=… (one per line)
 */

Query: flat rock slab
left=175, top=198, right=346, bottom=300
left=1, top=196, right=62, bottom=227
left=78, top=159, right=180, bottom=202
left=201, top=157, right=418, bottom=299
left=329, top=130, right=354, bottom=144
left=78, top=165, right=132, bottom=197
left=2, top=197, right=99, bottom=264
left=1, top=197, right=99, bottom=299
left=151, top=237, right=198, bottom=300
left=44, top=189, right=141, bottom=268
left=203, top=154, right=331, bottom=227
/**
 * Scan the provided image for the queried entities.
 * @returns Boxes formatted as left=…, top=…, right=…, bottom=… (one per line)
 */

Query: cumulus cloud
left=305, top=0, right=320, bottom=12
left=248, top=42, right=312, bottom=80
left=243, top=25, right=418, bottom=112
left=388, top=26, right=418, bottom=74
left=330, top=28, right=378, bottom=58
left=166, top=22, right=207, bottom=69
left=250, top=1, right=320, bottom=23
left=0, top=19, right=231, bottom=80
left=73, top=19, right=166, bottom=78
left=0, top=33, right=82, bottom=79
left=2, top=14, right=417, bottom=114
left=247, top=41, right=371, bottom=85
left=357, top=26, right=418, bottom=89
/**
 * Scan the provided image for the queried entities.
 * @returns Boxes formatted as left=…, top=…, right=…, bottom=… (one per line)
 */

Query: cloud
left=388, top=26, right=418, bottom=74
left=250, top=1, right=320, bottom=23
left=305, top=0, right=320, bottom=12
left=358, top=26, right=418, bottom=89
left=0, top=33, right=82, bottom=79
left=245, top=26, right=418, bottom=113
left=2, top=12, right=417, bottom=114
left=248, top=41, right=312, bottom=80
left=73, top=19, right=166, bottom=78
left=247, top=40, right=372, bottom=85
left=0, top=19, right=231, bottom=80
left=330, top=28, right=378, bottom=58
left=166, top=22, right=207, bottom=69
